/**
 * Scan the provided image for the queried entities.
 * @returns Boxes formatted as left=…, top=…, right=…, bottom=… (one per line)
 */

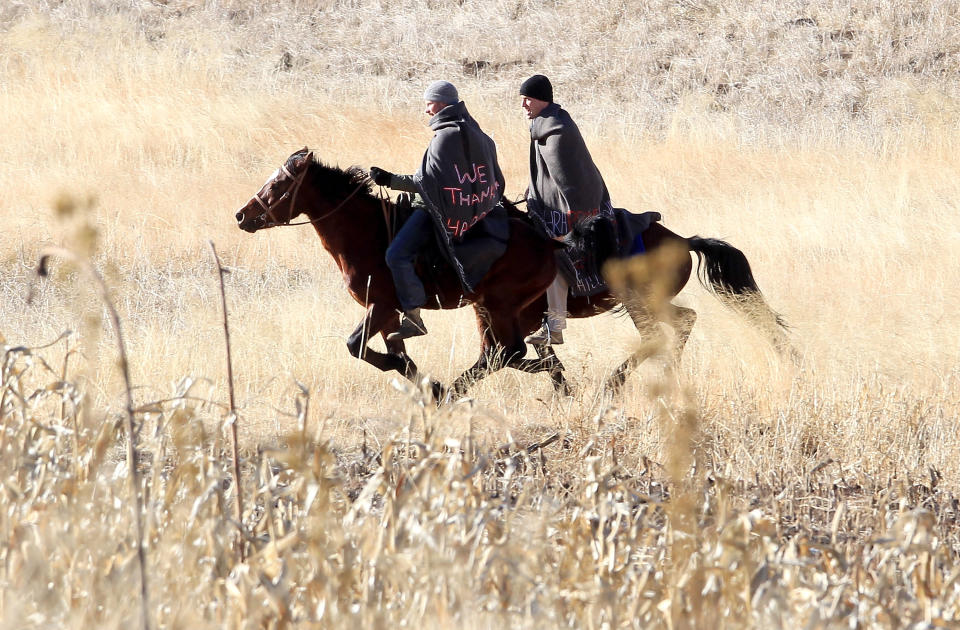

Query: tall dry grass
left=2, top=1, right=960, bottom=627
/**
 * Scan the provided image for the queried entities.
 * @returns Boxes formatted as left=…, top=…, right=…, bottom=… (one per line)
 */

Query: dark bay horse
left=235, top=148, right=787, bottom=398
left=235, top=148, right=567, bottom=399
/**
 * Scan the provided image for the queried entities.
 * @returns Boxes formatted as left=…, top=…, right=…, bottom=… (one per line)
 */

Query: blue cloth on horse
left=614, top=208, right=660, bottom=258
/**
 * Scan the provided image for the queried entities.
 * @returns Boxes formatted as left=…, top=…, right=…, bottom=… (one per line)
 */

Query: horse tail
left=687, top=236, right=789, bottom=333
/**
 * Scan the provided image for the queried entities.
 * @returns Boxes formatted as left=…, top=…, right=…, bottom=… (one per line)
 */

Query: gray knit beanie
left=423, top=80, right=459, bottom=105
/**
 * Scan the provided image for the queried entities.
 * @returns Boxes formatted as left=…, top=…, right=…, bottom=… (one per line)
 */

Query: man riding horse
left=519, top=74, right=620, bottom=346
left=369, top=80, right=508, bottom=341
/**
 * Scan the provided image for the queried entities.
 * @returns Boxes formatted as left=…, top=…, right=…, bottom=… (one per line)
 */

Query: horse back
left=471, top=216, right=559, bottom=310
left=641, top=221, right=688, bottom=250
left=636, top=222, right=694, bottom=296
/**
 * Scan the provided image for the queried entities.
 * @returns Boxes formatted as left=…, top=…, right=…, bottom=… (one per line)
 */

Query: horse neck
left=299, top=181, right=388, bottom=260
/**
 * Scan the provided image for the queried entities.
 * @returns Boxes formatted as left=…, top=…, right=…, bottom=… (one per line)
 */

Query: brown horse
left=235, top=148, right=568, bottom=399
left=235, top=148, right=787, bottom=398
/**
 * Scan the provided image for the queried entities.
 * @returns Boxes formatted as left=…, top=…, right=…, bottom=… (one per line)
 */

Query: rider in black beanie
left=519, top=74, right=553, bottom=103
left=519, top=74, right=614, bottom=346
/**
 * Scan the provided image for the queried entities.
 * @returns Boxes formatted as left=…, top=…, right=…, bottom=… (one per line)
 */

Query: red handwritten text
left=454, top=163, right=488, bottom=185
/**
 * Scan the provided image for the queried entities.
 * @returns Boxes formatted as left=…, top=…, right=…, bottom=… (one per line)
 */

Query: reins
left=378, top=187, right=396, bottom=243
left=274, top=182, right=397, bottom=245
left=254, top=161, right=397, bottom=241
left=263, top=178, right=369, bottom=228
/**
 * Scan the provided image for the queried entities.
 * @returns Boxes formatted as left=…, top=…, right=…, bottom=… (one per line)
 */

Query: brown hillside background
left=2, top=1, right=960, bottom=627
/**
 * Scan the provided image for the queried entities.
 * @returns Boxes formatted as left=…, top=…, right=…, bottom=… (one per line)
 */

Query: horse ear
left=295, top=147, right=312, bottom=165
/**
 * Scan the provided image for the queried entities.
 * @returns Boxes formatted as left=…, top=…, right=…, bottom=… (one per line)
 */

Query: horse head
left=235, top=147, right=313, bottom=232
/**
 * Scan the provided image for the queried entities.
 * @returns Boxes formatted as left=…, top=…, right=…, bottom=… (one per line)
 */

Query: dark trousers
left=385, top=208, right=432, bottom=311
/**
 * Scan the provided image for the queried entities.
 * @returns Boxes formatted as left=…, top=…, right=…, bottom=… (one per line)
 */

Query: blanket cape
left=413, top=101, right=508, bottom=292
left=524, top=102, right=614, bottom=297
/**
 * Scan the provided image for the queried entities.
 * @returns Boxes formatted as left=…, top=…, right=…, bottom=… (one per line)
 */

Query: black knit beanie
left=519, top=74, right=553, bottom=103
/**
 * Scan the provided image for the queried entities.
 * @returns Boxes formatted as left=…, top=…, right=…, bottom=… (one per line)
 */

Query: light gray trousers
left=545, top=273, right=569, bottom=331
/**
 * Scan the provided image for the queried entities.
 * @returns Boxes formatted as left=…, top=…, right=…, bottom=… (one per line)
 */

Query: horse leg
left=383, top=335, right=445, bottom=402
left=607, top=354, right=643, bottom=393
left=510, top=344, right=574, bottom=396
left=345, top=306, right=406, bottom=372
left=450, top=335, right=574, bottom=401
left=346, top=304, right=443, bottom=398
left=453, top=343, right=571, bottom=399
left=449, top=351, right=493, bottom=399
left=513, top=298, right=572, bottom=394
left=667, top=303, right=697, bottom=364
left=449, top=306, right=525, bottom=398
left=535, top=344, right=572, bottom=396
left=605, top=295, right=669, bottom=393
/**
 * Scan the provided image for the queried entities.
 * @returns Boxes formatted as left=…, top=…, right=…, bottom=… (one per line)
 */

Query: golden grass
left=2, top=2, right=960, bottom=627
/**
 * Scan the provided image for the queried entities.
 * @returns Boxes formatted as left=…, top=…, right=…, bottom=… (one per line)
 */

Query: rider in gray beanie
left=423, top=80, right=459, bottom=105
left=369, top=78, right=505, bottom=342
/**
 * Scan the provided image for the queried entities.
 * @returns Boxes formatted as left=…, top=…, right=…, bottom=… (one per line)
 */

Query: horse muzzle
left=235, top=208, right=265, bottom=233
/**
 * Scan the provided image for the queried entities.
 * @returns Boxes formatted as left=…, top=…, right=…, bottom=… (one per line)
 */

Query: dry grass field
left=2, top=0, right=960, bottom=627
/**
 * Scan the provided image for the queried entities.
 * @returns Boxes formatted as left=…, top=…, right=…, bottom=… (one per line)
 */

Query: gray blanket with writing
left=413, top=101, right=508, bottom=292
left=525, top=102, right=614, bottom=296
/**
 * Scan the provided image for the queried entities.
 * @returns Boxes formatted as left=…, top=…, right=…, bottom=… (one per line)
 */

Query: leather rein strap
left=256, top=166, right=396, bottom=242
left=280, top=180, right=370, bottom=226
left=379, top=188, right=396, bottom=243
left=257, top=164, right=369, bottom=228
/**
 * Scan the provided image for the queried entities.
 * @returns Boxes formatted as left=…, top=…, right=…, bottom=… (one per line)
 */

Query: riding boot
left=387, top=308, right=428, bottom=341
left=526, top=274, right=568, bottom=345
left=524, top=320, right=564, bottom=345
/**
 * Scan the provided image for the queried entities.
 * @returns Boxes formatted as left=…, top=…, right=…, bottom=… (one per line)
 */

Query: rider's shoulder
left=431, top=125, right=469, bottom=150
left=531, top=111, right=568, bottom=140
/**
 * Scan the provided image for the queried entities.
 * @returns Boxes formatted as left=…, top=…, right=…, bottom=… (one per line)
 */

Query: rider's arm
left=390, top=174, right=420, bottom=193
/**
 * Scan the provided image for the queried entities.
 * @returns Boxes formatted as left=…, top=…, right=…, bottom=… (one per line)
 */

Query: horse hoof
left=429, top=381, right=446, bottom=404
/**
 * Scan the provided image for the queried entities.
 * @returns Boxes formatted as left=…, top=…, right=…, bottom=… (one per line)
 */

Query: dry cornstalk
left=33, top=246, right=151, bottom=630
left=208, top=241, right=245, bottom=561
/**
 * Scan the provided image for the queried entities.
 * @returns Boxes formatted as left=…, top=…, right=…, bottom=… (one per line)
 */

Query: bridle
left=251, top=161, right=368, bottom=228
left=251, top=162, right=308, bottom=227
left=244, top=158, right=397, bottom=243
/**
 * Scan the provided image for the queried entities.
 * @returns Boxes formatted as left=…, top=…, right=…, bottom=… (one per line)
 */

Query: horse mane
left=285, top=150, right=377, bottom=203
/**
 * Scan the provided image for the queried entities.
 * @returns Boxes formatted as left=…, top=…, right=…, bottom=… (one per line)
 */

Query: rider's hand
left=369, top=166, right=393, bottom=187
